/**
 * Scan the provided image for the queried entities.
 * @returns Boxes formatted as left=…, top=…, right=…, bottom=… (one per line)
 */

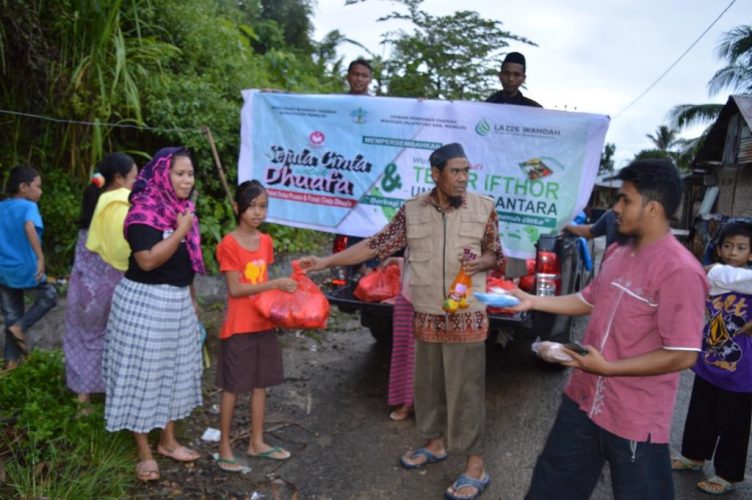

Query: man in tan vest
left=300, top=143, right=503, bottom=500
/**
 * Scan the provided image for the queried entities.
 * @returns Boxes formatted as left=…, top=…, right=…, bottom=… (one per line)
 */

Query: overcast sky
left=312, top=0, right=750, bottom=168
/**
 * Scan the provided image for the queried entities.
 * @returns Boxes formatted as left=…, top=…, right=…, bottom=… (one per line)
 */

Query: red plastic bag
left=353, top=263, right=401, bottom=302
left=253, top=261, right=330, bottom=329
left=486, top=276, right=517, bottom=315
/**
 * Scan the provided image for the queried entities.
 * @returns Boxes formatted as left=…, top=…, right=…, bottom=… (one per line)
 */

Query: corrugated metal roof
left=693, top=94, right=752, bottom=166
left=734, top=94, right=752, bottom=129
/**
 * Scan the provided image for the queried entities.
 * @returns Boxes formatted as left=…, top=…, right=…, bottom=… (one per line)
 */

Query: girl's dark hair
left=235, top=180, right=267, bottom=223
left=6, top=165, right=39, bottom=194
left=79, top=152, right=136, bottom=229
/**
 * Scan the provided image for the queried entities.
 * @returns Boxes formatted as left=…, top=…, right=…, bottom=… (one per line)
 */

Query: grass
left=0, top=351, right=134, bottom=498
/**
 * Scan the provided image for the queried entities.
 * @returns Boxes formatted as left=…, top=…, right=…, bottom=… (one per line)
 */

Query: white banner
left=239, top=90, right=609, bottom=258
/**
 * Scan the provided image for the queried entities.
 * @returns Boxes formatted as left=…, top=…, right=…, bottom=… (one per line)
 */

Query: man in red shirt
left=511, top=159, right=709, bottom=499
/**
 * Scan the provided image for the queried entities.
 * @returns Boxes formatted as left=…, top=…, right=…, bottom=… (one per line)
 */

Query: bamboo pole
left=202, top=126, right=234, bottom=210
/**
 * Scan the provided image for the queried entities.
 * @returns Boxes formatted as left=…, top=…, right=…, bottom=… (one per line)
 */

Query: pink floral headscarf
left=124, top=147, right=205, bottom=274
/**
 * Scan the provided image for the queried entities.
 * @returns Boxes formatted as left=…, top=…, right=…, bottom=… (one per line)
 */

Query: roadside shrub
left=0, top=350, right=133, bottom=498
left=37, top=169, right=83, bottom=278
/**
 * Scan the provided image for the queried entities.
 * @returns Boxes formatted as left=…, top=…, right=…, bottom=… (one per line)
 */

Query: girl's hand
left=35, top=256, right=45, bottom=282
left=274, top=278, right=297, bottom=293
left=176, top=210, right=194, bottom=236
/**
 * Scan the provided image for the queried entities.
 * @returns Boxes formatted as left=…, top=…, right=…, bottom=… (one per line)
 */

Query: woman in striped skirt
left=103, top=147, right=205, bottom=482
left=386, top=255, right=415, bottom=421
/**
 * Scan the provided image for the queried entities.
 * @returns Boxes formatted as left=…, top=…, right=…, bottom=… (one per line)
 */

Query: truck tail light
left=535, top=251, right=561, bottom=296
left=332, top=235, right=348, bottom=254
left=517, top=259, right=537, bottom=292
left=331, top=236, right=349, bottom=286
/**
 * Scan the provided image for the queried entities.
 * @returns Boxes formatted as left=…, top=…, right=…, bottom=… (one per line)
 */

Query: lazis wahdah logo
left=308, top=130, right=325, bottom=147
left=475, top=118, right=491, bottom=136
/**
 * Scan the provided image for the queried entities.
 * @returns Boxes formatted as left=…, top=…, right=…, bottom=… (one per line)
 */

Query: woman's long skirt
left=63, top=229, right=123, bottom=394
left=103, top=277, right=202, bottom=433
left=388, top=293, right=415, bottom=407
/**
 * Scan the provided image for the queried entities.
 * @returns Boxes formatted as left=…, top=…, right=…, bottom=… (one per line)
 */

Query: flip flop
left=135, top=459, right=160, bottom=482
left=211, top=453, right=252, bottom=474
left=6, top=327, right=29, bottom=355
left=697, top=475, right=735, bottom=495
left=157, top=444, right=200, bottom=462
left=399, top=447, right=448, bottom=470
left=671, top=455, right=703, bottom=471
left=246, top=445, right=290, bottom=461
left=445, top=472, right=491, bottom=500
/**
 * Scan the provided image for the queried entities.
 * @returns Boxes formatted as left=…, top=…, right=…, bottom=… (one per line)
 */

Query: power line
left=612, top=0, right=736, bottom=120
left=0, top=108, right=199, bottom=134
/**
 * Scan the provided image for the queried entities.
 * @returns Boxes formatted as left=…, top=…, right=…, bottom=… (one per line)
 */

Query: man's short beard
left=448, top=195, right=463, bottom=209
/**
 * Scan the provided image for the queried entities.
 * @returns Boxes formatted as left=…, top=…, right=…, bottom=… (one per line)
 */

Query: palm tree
left=646, top=125, right=680, bottom=151
left=708, top=25, right=752, bottom=96
left=669, top=24, right=752, bottom=129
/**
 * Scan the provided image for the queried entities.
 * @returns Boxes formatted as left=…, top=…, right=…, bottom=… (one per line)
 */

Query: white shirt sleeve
left=708, top=264, right=752, bottom=295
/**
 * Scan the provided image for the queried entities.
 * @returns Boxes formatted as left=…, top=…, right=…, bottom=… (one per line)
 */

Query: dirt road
left=3, top=271, right=750, bottom=498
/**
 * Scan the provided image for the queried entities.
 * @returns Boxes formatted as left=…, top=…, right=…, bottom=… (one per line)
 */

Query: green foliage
left=599, top=143, right=616, bottom=174
left=262, top=223, right=330, bottom=254
left=646, top=125, right=680, bottom=152
left=632, top=148, right=673, bottom=162
left=260, top=0, right=314, bottom=53
left=195, top=187, right=235, bottom=273
left=363, top=0, right=536, bottom=99
left=1, top=0, right=347, bottom=276
left=38, top=169, right=85, bottom=277
left=708, top=24, right=752, bottom=96
left=0, top=351, right=133, bottom=498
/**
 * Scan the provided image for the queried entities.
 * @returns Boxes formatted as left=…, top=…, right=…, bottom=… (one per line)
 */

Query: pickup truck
left=324, top=232, right=592, bottom=347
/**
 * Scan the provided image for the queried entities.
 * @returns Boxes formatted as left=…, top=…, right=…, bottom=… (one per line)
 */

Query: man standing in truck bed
left=485, top=52, right=542, bottom=108
left=485, top=51, right=542, bottom=280
left=300, top=143, right=503, bottom=500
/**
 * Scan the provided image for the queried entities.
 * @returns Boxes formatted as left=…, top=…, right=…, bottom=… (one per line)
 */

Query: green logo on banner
left=475, top=118, right=491, bottom=136
left=381, top=163, right=402, bottom=192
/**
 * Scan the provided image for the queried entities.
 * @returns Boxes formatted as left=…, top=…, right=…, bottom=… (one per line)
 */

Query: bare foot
left=3, top=359, right=19, bottom=372
left=7, top=325, right=29, bottom=355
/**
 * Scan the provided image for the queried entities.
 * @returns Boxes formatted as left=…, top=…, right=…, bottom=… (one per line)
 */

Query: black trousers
left=681, top=374, right=752, bottom=482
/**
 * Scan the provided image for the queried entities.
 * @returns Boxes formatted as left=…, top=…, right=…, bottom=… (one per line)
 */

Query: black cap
left=502, top=52, right=526, bottom=68
left=429, top=143, right=467, bottom=167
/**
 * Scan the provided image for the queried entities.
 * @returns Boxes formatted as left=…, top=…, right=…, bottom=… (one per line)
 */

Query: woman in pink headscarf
left=103, top=147, right=205, bottom=482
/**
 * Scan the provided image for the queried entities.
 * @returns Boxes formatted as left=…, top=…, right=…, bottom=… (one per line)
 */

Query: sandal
left=399, top=447, right=448, bottom=470
left=157, top=444, right=200, bottom=462
left=211, top=452, right=252, bottom=473
left=6, top=327, right=29, bottom=355
left=389, top=405, right=414, bottom=421
left=697, top=475, right=735, bottom=495
left=671, top=455, right=703, bottom=471
left=135, top=459, right=160, bottom=482
left=246, top=445, right=291, bottom=461
left=445, top=471, right=491, bottom=500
